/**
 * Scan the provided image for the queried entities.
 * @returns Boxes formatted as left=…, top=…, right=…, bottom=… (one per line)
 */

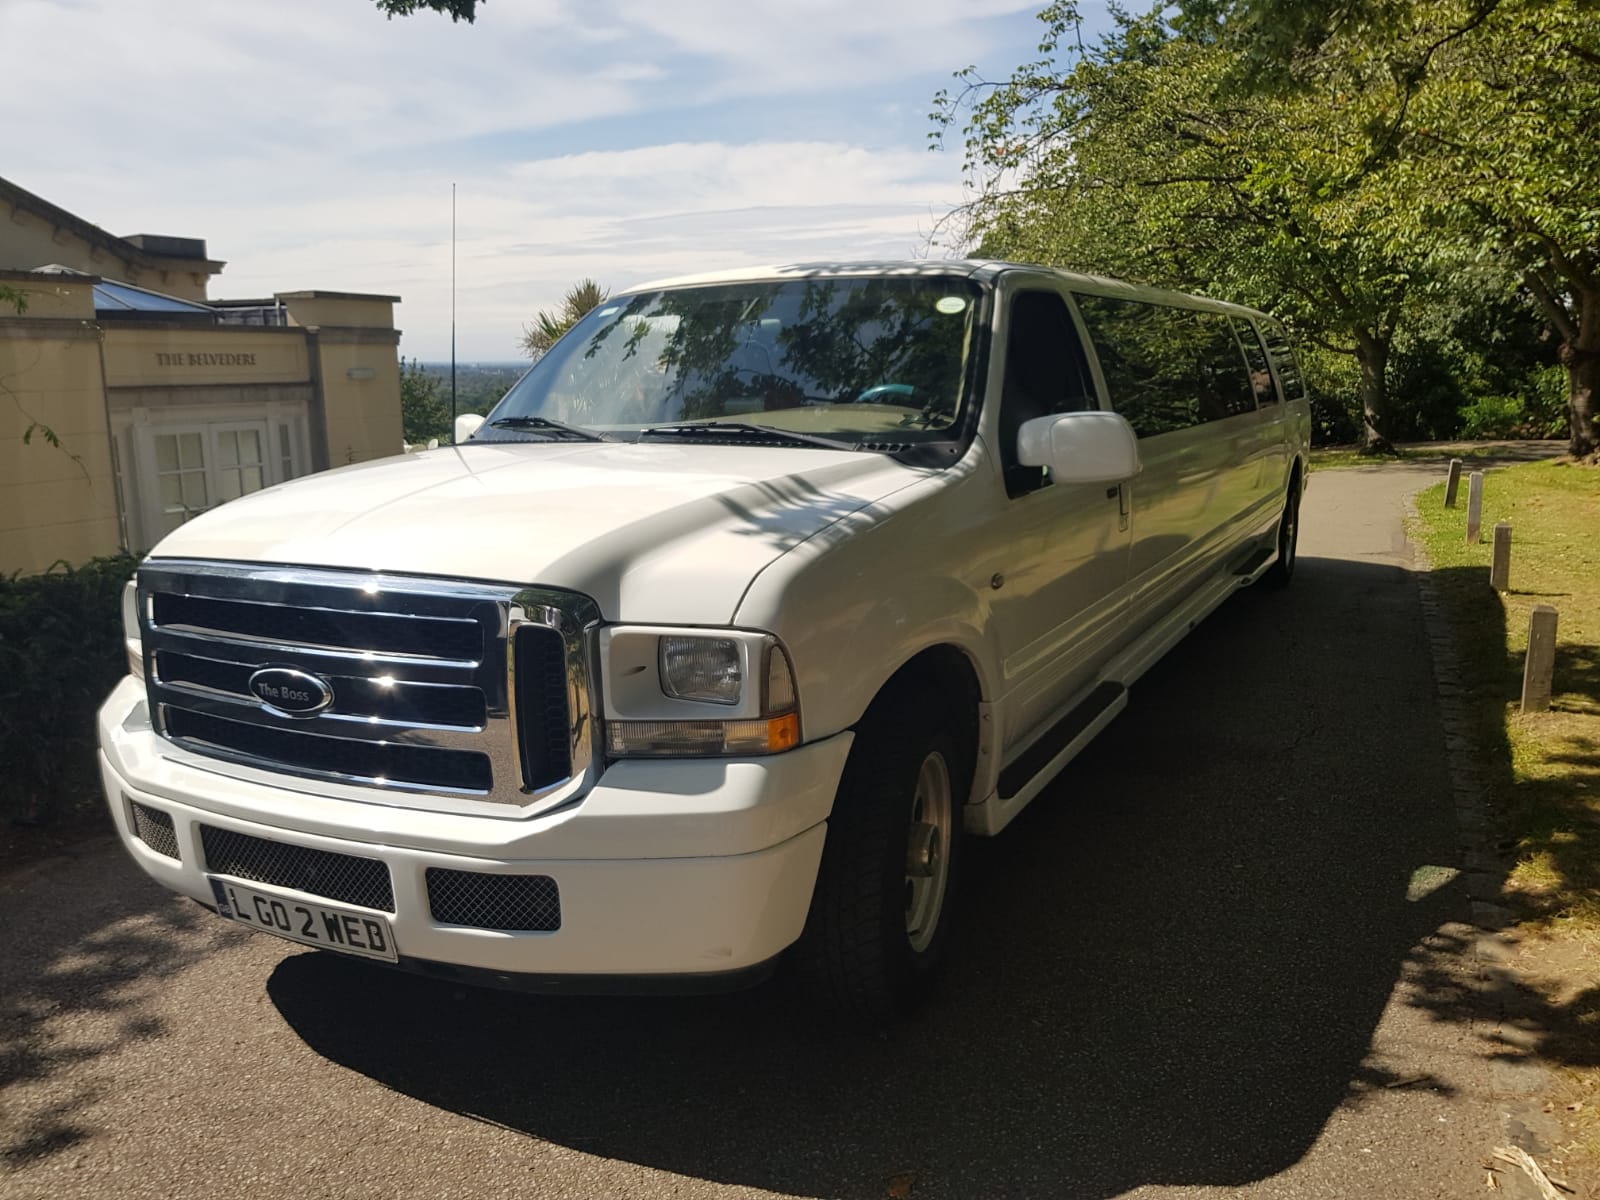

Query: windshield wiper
left=486, top=415, right=609, bottom=441
left=639, top=422, right=859, bottom=451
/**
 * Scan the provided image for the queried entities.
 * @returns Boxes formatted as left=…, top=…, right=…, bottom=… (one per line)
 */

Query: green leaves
left=519, top=279, right=610, bottom=359
left=935, top=0, right=1599, bottom=450
left=372, top=0, right=481, bottom=21
left=400, top=358, right=451, bottom=444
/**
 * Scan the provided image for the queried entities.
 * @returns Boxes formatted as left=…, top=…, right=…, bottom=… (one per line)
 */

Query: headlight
left=660, top=636, right=741, bottom=705
left=121, top=579, right=145, bottom=680
left=602, top=628, right=800, bottom=758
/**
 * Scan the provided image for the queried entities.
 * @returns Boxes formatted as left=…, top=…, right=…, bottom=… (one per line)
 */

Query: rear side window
left=1259, top=321, right=1307, bottom=405
left=1073, top=295, right=1255, bottom=437
left=1232, top=317, right=1279, bottom=406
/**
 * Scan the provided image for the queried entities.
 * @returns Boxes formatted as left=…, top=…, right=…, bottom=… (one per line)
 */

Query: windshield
left=475, top=274, right=984, bottom=447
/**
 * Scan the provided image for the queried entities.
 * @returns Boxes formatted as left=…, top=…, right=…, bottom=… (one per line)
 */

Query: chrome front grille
left=139, top=560, right=599, bottom=811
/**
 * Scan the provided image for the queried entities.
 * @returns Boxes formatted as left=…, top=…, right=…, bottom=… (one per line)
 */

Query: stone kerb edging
left=1404, top=489, right=1562, bottom=1177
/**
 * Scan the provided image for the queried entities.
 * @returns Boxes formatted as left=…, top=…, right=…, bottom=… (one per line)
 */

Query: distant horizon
left=415, top=360, right=526, bottom=367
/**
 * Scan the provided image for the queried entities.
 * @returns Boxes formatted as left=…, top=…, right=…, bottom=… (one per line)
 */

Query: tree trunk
left=1561, top=288, right=1599, bottom=459
left=1354, top=331, right=1394, bottom=454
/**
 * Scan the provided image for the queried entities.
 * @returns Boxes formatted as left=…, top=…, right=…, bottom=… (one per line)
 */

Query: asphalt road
left=1, top=464, right=1515, bottom=1199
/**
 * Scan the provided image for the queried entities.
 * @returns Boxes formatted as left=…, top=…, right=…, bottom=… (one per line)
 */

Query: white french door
left=145, top=420, right=272, bottom=541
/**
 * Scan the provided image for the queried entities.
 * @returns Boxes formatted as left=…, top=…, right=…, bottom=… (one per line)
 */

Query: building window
left=154, top=431, right=211, bottom=536
left=215, top=426, right=266, bottom=501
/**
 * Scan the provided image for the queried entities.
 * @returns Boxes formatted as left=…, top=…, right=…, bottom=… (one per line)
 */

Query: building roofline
left=0, top=176, right=226, bottom=274
left=0, top=266, right=103, bottom=285
left=275, top=289, right=401, bottom=302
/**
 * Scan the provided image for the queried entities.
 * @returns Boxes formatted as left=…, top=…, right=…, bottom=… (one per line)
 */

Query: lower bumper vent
left=200, top=825, right=395, bottom=913
left=129, top=799, right=180, bottom=860
left=426, top=868, right=561, bottom=931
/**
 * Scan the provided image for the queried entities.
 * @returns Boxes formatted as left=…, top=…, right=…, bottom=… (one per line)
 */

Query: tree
left=519, top=279, right=609, bottom=359
left=400, top=358, right=451, bottom=444
left=372, top=0, right=482, bottom=20
left=1176, top=0, right=1600, bottom=457
left=934, top=5, right=1425, bottom=451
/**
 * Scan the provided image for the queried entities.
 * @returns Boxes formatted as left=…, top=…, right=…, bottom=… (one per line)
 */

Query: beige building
left=1, top=176, right=403, bottom=575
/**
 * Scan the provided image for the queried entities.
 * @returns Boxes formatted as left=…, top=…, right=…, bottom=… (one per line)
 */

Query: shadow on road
left=268, top=555, right=1477, bottom=1199
left=0, top=845, right=218, bottom=1165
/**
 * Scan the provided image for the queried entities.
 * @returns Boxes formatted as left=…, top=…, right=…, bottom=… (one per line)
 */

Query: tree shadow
left=0, top=843, right=234, bottom=1165
left=268, top=554, right=1482, bottom=1198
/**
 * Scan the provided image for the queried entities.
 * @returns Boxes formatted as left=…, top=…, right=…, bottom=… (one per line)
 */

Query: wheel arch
left=855, top=642, right=986, bottom=803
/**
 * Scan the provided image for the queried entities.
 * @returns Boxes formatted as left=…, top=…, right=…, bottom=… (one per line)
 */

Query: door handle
left=1105, top=486, right=1119, bottom=500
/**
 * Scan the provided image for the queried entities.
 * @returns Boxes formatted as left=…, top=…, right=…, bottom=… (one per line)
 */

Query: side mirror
left=1016, top=411, right=1141, bottom=485
left=455, top=412, right=485, bottom=442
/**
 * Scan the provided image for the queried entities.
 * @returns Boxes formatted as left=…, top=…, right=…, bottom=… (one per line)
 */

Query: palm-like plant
left=519, top=279, right=609, bottom=359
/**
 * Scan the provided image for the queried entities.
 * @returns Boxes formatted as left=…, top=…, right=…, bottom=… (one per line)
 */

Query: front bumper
left=99, top=676, right=850, bottom=982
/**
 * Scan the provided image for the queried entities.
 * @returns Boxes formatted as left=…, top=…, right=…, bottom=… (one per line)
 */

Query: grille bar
left=426, top=868, right=561, bottom=931
left=155, top=651, right=487, bottom=729
left=166, top=707, right=493, bottom=794
left=153, top=593, right=484, bottom=661
left=201, top=825, right=395, bottom=912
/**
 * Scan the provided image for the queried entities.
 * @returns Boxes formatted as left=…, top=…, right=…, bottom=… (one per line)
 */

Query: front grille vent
left=426, top=868, right=561, bottom=931
left=128, top=799, right=180, bottom=860
left=514, top=625, right=572, bottom=791
left=201, top=825, right=395, bottom=912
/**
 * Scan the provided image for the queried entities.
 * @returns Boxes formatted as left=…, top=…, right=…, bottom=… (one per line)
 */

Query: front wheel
left=793, top=694, right=971, bottom=1021
left=1263, top=475, right=1301, bottom=589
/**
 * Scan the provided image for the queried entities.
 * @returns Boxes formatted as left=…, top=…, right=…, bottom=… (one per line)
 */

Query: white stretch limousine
left=100, top=261, right=1310, bottom=1018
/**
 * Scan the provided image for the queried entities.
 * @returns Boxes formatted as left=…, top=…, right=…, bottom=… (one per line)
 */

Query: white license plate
left=208, top=877, right=398, bottom=963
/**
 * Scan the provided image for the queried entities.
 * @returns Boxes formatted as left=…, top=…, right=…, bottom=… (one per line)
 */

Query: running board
left=971, top=682, right=1128, bottom=836
left=1231, top=545, right=1272, bottom=577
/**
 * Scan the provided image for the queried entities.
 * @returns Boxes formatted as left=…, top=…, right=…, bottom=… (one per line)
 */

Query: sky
left=0, top=0, right=1112, bottom=360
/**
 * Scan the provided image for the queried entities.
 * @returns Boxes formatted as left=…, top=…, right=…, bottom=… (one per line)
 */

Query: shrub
left=1457, top=394, right=1527, bottom=439
left=0, top=553, right=136, bottom=828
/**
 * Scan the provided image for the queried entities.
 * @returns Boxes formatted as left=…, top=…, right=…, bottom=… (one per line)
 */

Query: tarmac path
left=0, top=461, right=1532, bottom=1199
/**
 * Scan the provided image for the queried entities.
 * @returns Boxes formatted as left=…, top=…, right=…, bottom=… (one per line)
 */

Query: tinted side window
left=1259, top=321, right=1307, bottom=404
left=1232, top=317, right=1279, bottom=406
left=998, top=290, right=1097, bottom=496
left=1073, top=296, right=1255, bottom=437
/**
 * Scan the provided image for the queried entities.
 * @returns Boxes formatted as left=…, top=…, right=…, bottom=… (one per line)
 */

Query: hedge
left=0, top=554, right=136, bottom=828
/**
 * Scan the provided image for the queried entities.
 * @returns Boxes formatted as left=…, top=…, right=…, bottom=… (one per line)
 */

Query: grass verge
left=1412, top=458, right=1600, bottom=1178
left=1310, top=442, right=1548, bottom=471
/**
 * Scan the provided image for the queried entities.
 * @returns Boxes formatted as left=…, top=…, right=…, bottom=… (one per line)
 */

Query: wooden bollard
left=1444, top=458, right=1463, bottom=508
left=1465, top=471, right=1484, bottom=544
left=1521, top=605, right=1558, bottom=713
left=1490, top=522, right=1512, bottom=592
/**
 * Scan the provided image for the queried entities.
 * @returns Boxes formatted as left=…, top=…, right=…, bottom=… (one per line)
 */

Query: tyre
left=793, top=685, right=973, bottom=1021
left=1263, top=473, right=1301, bottom=589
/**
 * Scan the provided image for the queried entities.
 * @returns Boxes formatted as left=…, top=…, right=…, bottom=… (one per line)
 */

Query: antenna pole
left=450, top=182, right=458, bottom=430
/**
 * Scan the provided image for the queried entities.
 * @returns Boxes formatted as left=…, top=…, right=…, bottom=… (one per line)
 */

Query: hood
left=148, top=441, right=920, bottom=623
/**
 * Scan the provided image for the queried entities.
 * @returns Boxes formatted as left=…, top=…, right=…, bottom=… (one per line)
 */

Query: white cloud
left=0, top=0, right=1042, bottom=358
left=209, top=140, right=969, bottom=358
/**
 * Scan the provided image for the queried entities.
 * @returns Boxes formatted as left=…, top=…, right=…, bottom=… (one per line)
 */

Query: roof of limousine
left=625, top=260, right=1273, bottom=320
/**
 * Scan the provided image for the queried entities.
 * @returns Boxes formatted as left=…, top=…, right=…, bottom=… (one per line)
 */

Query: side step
left=1231, top=545, right=1273, bottom=577
left=997, top=681, right=1126, bottom=800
